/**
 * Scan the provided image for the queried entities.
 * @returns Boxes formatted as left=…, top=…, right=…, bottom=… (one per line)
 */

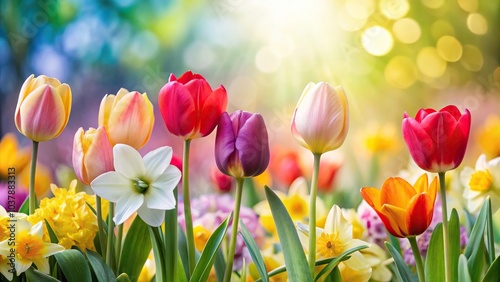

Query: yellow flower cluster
left=27, top=180, right=104, bottom=250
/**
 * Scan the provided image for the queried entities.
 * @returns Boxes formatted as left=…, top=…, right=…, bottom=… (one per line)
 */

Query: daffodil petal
left=113, top=144, right=146, bottom=178
left=33, top=257, right=49, bottom=273
left=16, top=258, right=32, bottom=276
left=343, top=251, right=370, bottom=271
left=144, top=146, right=173, bottom=178
left=114, top=194, right=144, bottom=225
left=91, top=172, right=132, bottom=202
left=42, top=243, right=65, bottom=257
left=138, top=204, right=165, bottom=227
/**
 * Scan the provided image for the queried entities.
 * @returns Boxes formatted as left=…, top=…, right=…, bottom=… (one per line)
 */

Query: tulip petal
left=199, top=85, right=227, bottom=137
left=72, top=127, right=87, bottom=183
left=215, top=112, right=236, bottom=175
left=380, top=204, right=408, bottom=237
left=158, top=82, right=197, bottom=137
left=113, top=144, right=146, bottom=179
left=235, top=113, right=270, bottom=177
left=412, top=173, right=429, bottom=194
left=91, top=172, right=132, bottom=202
left=449, top=109, right=471, bottom=169
left=144, top=146, right=173, bottom=178
left=402, top=117, right=435, bottom=171
left=83, top=127, right=114, bottom=183
left=406, top=193, right=434, bottom=235
left=414, top=108, right=435, bottom=122
left=137, top=204, right=165, bottom=227
left=359, top=188, right=382, bottom=210
left=380, top=177, right=416, bottom=209
left=114, top=193, right=143, bottom=225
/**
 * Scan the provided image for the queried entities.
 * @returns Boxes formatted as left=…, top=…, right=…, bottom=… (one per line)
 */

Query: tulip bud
left=72, top=126, right=114, bottom=185
left=158, top=71, right=227, bottom=140
left=211, top=166, right=233, bottom=192
left=291, top=82, right=349, bottom=154
left=215, top=111, right=270, bottom=178
left=14, top=74, right=72, bottom=142
left=98, top=88, right=154, bottom=149
left=402, top=105, right=471, bottom=173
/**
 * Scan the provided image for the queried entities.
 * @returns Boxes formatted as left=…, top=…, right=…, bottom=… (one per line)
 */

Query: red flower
left=158, top=71, right=227, bottom=140
left=402, top=105, right=471, bottom=173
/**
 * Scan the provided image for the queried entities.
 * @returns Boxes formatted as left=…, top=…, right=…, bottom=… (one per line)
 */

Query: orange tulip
left=98, top=88, right=154, bottom=149
left=14, top=75, right=72, bottom=142
left=360, top=174, right=438, bottom=238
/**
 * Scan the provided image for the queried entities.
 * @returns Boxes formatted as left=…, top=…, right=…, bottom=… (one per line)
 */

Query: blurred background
left=1, top=0, right=499, bottom=206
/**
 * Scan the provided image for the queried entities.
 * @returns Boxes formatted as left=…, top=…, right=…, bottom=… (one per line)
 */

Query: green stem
left=149, top=226, right=166, bottom=282
left=164, top=186, right=178, bottom=282
left=408, top=236, right=425, bottom=282
left=486, top=197, right=495, bottom=264
left=439, top=172, right=451, bottom=282
left=96, top=196, right=106, bottom=257
left=29, top=141, right=39, bottom=215
left=115, top=224, right=123, bottom=267
left=223, top=177, right=244, bottom=282
left=182, top=139, right=196, bottom=277
left=107, top=203, right=115, bottom=273
left=308, top=153, right=322, bottom=276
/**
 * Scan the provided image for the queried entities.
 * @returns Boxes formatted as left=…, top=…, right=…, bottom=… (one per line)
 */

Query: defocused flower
left=72, top=126, right=114, bottom=185
left=193, top=225, right=212, bottom=251
left=14, top=75, right=72, bottom=142
left=357, top=201, right=387, bottom=247
left=17, top=163, right=52, bottom=197
left=462, top=154, right=500, bottom=214
left=247, top=245, right=287, bottom=282
left=360, top=174, right=438, bottom=238
left=215, top=110, right=270, bottom=178
left=269, top=148, right=303, bottom=187
left=297, top=205, right=371, bottom=280
left=138, top=251, right=155, bottom=282
left=254, top=177, right=328, bottom=236
left=27, top=180, right=104, bottom=250
left=0, top=220, right=64, bottom=276
left=291, top=82, right=349, bottom=154
left=0, top=182, right=28, bottom=212
left=158, top=71, right=227, bottom=140
left=210, top=166, right=233, bottom=192
left=0, top=133, right=30, bottom=180
left=98, top=88, right=154, bottom=149
left=363, top=123, right=399, bottom=154
left=317, top=158, right=341, bottom=193
left=477, top=115, right=500, bottom=158
left=402, top=105, right=471, bottom=173
left=91, top=144, right=181, bottom=226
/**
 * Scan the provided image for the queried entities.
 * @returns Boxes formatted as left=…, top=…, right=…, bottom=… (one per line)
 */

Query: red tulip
left=402, top=105, right=471, bottom=173
left=270, top=149, right=303, bottom=187
left=211, top=167, right=233, bottom=192
left=158, top=71, right=227, bottom=140
left=215, top=111, right=270, bottom=178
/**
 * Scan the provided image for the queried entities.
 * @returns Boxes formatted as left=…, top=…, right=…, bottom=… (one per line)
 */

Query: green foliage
left=240, top=220, right=269, bottom=282
left=458, top=255, right=472, bottom=282
left=385, top=242, right=417, bottom=282
left=54, top=249, right=92, bottom=282
left=87, top=249, right=116, bottom=282
left=118, top=216, right=152, bottom=281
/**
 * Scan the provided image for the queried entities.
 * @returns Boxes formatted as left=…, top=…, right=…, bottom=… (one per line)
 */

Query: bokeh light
left=361, top=26, right=394, bottom=56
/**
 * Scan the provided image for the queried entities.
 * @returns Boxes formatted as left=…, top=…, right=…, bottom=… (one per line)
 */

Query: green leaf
left=87, top=249, right=116, bottom=282
left=164, top=188, right=178, bottom=282
left=425, top=223, right=445, bottom=282
left=314, top=245, right=367, bottom=281
left=240, top=220, right=269, bottom=282
left=149, top=226, right=165, bottom=282
left=190, top=216, right=230, bottom=282
left=465, top=199, right=489, bottom=258
left=118, top=216, right=152, bottom=281
left=467, top=238, right=486, bottom=281
left=178, top=223, right=190, bottom=278
left=115, top=273, right=132, bottom=282
left=25, top=267, right=61, bottom=282
left=213, top=248, right=226, bottom=282
left=481, top=255, right=500, bottom=282
left=54, top=249, right=92, bottom=282
left=484, top=198, right=495, bottom=264
left=177, top=251, right=189, bottom=282
left=386, top=242, right=417, bottom=282
left=19, top=197, right=29, bottom=215
left=323, top=266, right=341, bottom=282
left=265, top=186, right=312, bottom=282
left=449, top=209, right=461, bottom=282
left=458, top=255, right=472, bottom=282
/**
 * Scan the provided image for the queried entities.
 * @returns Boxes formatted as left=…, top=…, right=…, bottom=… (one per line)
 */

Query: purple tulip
left=215, top=110, right=270, bottom=178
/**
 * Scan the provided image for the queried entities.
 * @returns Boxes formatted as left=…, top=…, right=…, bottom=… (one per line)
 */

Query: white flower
left=91, top=144, right=181, bottom=226
left=462, top=154, right=500, bottom=214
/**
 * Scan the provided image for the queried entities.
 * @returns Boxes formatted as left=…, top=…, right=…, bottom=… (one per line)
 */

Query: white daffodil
left=297, top=205, right=371, bottom=281
left=91, top=144, right=181, bottom=226
left=462, top=154, right=500, bottom=214
left=0, top=220, right=65, bottom=278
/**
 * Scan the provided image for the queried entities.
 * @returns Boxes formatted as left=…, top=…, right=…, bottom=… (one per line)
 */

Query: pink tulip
left=14, top=75, right=72, bottom=142
left=402, top=105, right=471, bottom=172
left=291, top=82, right=349, bottom=154
left=72, top=126, right=114, bottom=185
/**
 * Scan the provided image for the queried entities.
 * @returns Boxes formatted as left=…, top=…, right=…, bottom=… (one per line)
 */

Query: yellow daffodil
left=0, top=220, right=64, bottom=276
left=462, top=154, right=500, bottom=214
left=297, top=205, right=371, bottom=280
left=477, top=115, right=500, bottom=158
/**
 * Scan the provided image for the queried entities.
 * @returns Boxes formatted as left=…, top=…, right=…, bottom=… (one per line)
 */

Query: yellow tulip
left=98, top=88, right=154, bottom=149
left=14, top=75, right=72, bottom=142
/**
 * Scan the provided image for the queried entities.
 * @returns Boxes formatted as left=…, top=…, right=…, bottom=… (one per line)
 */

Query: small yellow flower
left=477, top=115, right=500, bottom=158
left=193, top=225, right=212, bottom=252
left=462, top=154, right=500, bottom=214
left=469, top=170, right=492, bottom=192
left=0, top=220, right=64, bottom=276
left=363, top=124, right=399, bottom=154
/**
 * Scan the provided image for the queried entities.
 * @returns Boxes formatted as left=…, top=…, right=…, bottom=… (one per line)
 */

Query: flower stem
left=149, top=226, right=166, bottom=282
left=115, top=224, right=123, bottom=266
left=408, top=236, right=425, bottom=282
left=164, top=186, right=178, bottom=282
left=308, top=153, right=322, bottom=276
left=439, top=172, right=451, bottom=282
left=182, top=139, right=196, bottom=277
left=96, top=196, right=106, bottom=257
left=29, top=141, right=39, bottom=215
left=223, top=177, right=244, bottom=282
left=107, top=203, right=116, bottom=272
